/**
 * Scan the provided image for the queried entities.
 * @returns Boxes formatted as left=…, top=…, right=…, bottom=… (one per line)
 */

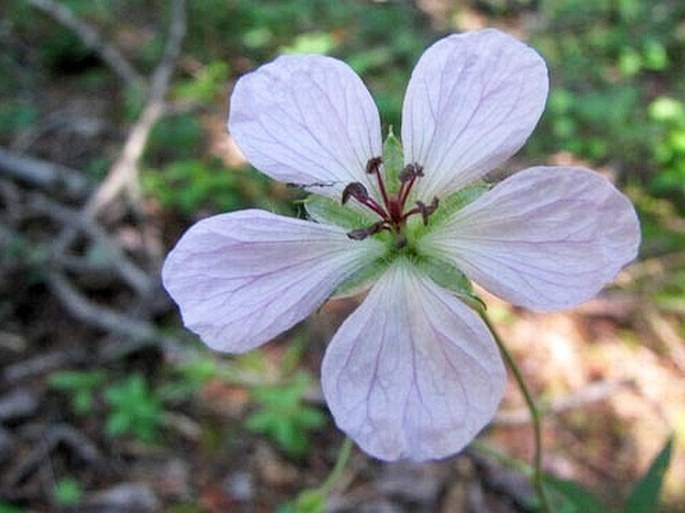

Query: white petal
left=162, top=210, right=384, bottom=353
left=402, top=29, right=548, bottom=201
left=420, top=167, right=641, bottom=311
left=322, top=260, right=505, bottom=461
left=228, top=55, right=381, bottom=198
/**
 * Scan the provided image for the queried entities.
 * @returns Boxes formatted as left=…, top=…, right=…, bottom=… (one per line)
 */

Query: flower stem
left=479, top=311, right=553, bottom=513
left=320, top=436, right=353, bottom=496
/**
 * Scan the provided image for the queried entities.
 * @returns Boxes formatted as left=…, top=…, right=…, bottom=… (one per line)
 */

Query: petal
left=162, top=210, right=384, bottom=353
left=228, top=55, right=381, bottom=198
left=402, top=29, right=549, bottom=201
left=322, top=260, right=505, bottom=461
left=419, top=167, right=641, bottom=311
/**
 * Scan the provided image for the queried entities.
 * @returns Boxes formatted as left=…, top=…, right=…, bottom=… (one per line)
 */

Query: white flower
left=162, top=29, right=640, bottom=461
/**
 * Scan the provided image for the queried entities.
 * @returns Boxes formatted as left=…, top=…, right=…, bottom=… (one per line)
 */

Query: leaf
left=623, top=436, right=674, bottom=513
left=545, top=475, right=610, bottom=513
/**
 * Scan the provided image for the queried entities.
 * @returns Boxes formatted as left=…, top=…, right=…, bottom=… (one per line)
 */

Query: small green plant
left=53, top=477, right=84, bottom=507
left=161, top=356, right=219, bottom=401
left=546, top=436, right=674, bottom=513
left=246, top=371, right=326, bottom=458
left=143, top=159, right=243, bottom=215
left=649, top=97, right=685, bottom=201
left=49, top=370, right=106, bottom=415
left=173, top=61, right=230, bottom=104
left=104, top=374, right=164, bottom=443
left=276, top=490, right=326, bottom=513
left=0, top=503, right=24, bottom=513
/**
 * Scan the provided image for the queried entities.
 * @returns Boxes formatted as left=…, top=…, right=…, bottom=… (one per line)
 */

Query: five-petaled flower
left=162, top=29, right=640, bottom=461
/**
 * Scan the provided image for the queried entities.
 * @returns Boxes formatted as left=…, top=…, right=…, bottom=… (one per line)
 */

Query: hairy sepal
left=304, top=194, right=376, bottom=230
left=413, top=255, right=485, bottom=314
left=382, top=129, right=404, bottom=195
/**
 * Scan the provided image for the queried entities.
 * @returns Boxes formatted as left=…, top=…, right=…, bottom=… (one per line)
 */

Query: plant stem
left=320, top=436, right=353, bottom=496
left=480, top=311, right=553, bottom=513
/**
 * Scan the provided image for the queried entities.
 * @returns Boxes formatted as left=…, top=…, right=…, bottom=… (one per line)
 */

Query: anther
left=342, top=182, right=369, bottom=205
left=415, top=197, right=440, bottom=225
left=399, top=163, right=424, bottom=183
left=366, top=157, right=383, bottom=174
left=346, top=221, right=388, bottom=240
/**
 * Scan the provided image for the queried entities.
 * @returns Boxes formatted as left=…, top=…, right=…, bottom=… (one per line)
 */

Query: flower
left=162, top=29, right=640, bottom=461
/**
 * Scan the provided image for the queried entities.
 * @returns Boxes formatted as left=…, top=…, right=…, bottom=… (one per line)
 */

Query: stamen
left=366, top=157, right=391, bottom=209
left=342, top=181, right=388, bottom=219
left=398, top=163, right=424, bottom=207
left=347, top=221, right=389, bottom=240
left=342, top=182, right=369, bottom=204
left=342, top=158, right=438, bottom=244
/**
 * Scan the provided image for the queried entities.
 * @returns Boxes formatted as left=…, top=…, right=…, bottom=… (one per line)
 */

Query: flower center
left=342, top=157, right=439, bottom=248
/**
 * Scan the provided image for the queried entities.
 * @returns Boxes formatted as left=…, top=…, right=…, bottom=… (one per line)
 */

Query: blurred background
left=0, top=0, right=684, bottom=511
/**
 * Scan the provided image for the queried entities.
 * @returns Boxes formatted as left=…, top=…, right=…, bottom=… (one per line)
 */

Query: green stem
left=480, top=312, right=553, bottom=513
left=320, top=436, right=353, bottom=496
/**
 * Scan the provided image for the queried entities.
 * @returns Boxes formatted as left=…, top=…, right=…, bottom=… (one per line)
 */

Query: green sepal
left=304, top=194, right=375, bottom=230
left=332, top=254, right=392, bottom=298
left=382, top=128, right=403, bottom=195
left=428, top=183, right=491, bottom=227
left=413, top=255, right=485, bottom=313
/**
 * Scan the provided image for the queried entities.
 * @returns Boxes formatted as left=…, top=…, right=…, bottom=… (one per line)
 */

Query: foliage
left=648, top=97, right=685, bottom=201
left=143, top=159, right=242, bottom=215
left=246, top=371, right=326, bottom=458
left=0, top=505, right=23, bottom=513
left=546, top=436, right=675, bottom=513
left=104, top=374, right=164, bottom=443
left=52, top=477, right=84, bottom=507
left=49, top=370, right=106, bottom=415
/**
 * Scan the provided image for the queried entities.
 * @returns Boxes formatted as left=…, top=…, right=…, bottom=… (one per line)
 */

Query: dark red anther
left=366, top=156, right=383, bottom=174
left=342, top=182, right=369, bottom=205
left=399, top=163, right=424, bottom=183
left=346, top=221, right=388, bottom=240
left=415, top=197, right=439, bottom=225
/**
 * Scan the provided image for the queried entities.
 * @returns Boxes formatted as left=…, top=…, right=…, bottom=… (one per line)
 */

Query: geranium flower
left=162, top=29, right=640, bottom=461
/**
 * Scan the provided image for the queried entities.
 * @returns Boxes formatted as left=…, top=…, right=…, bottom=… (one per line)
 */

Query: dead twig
left=26, top=193, right=153, bottom=297
left=54, top=0, right=187, bottom=257
left=27, top=0, right=145, bottom=89
left=80, top=0, right=187, bottom=219
left=45, top=270, right=188, bottom=358
left=0, top=147, right=90, bottom=199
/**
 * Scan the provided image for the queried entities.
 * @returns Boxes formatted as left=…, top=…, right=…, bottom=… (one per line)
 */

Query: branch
left=45, top=270, right=188, bottom=358
left=26, top=193, right=153, bottom=296
left=26, top=0, right=145, bottom=89
left=81, top=0, right=187, bottom=218
left=0, top=147, right=89, bottom=199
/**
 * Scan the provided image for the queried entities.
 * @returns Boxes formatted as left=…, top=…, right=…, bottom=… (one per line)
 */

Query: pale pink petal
left=162, top=210, right=384, bottom=353
left=419, top=167, right=641, bottom=311
left=228, top=55, right=381, bottom=197
left=402, top=29, right=548, bottom=201
left=322, top=261, right=505, bottom=461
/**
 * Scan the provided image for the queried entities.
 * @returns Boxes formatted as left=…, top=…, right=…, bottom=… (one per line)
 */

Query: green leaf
left=0, top=503, right=24, bottom=513
left=246, top=371, right=326, bottom=458
left=623, top=436, right=674, bottom=513
left=545, top=475, right=609, bottom=513
left=53, top=477, right=84, bottom=506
